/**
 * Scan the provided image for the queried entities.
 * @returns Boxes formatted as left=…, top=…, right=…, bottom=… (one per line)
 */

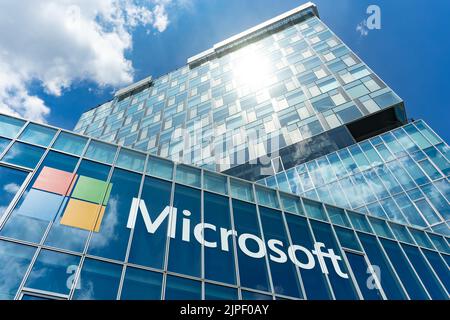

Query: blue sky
left=3, top=0, right=450, bottom=142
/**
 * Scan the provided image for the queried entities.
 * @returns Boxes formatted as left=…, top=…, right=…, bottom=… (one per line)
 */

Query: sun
left=232, top=50, right=271, bottom=91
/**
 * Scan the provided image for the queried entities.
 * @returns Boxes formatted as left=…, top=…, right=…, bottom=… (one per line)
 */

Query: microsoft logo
left=30, top=166, right=112, bottom=232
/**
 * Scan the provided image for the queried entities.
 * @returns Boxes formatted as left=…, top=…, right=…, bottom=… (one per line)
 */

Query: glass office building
left=258, top=120, right=450, bottom=236
left=0, top=114, right=449, bottom=300
left=0, top=3, right=448, bottom=301
left=73, top=2, right=405, bottom=179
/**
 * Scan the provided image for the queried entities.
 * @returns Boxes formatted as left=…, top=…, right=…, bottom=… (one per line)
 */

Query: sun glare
left=232, top=52, right=271, bottom=91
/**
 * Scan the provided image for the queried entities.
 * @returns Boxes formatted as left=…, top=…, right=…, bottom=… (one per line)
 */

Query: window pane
left=0, top=240, right=36, bottom=300
left=204, top=171, right=228, bottom=195
left=241, top=290, right=272, bottom=300
left=259, top=207, right=302, bottom=298
left=116, top=148, right=145, bottom=172
left=400, top=244, right=448, bottom=299
left=73, top=259, right=122, bottom=300
left=0, top=166, right=28, bottom=219
left=1, top=152, right=78, bottom=243
left=230, top=179, right=254, bottom=202
left=0, top=137, right=11, bottom=154
left=280, top=193, right=304, bottom=215
left=379, top=239, right=429, bottom=299
left=1, top=142, right=45, bottom=169
left=204, top=192, right=236, bottom=285
left=52, top=132, right=87, bottom=156
left=204, top=283, right=238, bottom=300
left=19, top=123, right=56, bottom=147
left=175, top=164, right=201, bottom=187
left=303, top=199, right=328, bottom=221
left=168, top=184, right=201, bottom=277
left=348, top=212, right=372, bottom=233
left=128, top=176, right=171, bottom=269
left=146, top=156, right=173, bottom=180
left=345, top=252, right=383, bottom=300
left=164, top=275, right=201, bottom=300
left=334, top=226, right=361, bottom=251
left=389, top=222, right=415, bottom=244
left=0, top=115, right=25, bottom=138
left=368, top=217, right=394, bottom=239
left=255, top=186, right=280, bottom=209
left=85, top=140, right=117, bottom=164
left=326, top=205, right=351, bottom=227
left=357, top=233, right=407, bottom=299
left=25, top=249, right=81, bottom=295
left=310, top=220, right=359, bottom=299
left=422, top=249, right=450, bottom=293
left=120, top=267, right=163, bottom=300
left=44, top=160, right=112, bottom=253
left=232, top=199, right=270, bottom=292
left=285, top=214, right=332, bottom=299
left=87, top=168, right=141, bottom=261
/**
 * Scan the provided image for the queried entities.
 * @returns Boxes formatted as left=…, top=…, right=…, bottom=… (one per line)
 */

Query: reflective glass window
left=19, top=123, right=57, bottom=147
left=345, top=252, right=383, bottom=300
left=409, top=229, right=434, bottom=249
left=334, top=226, right=361, bottom=251
left=44, top=160, right=111, bottom=252
left=0, top=240, right=36, bottom=300
left=310, top=220, right=359, bottom=299
left=303, top=199, right=327, bottom=221
left=259, top=207, right=302, bottom=298
left=128, top=176, right=171, bottom=269
left=357, top=233, right=407, bottom=299
left=400, top=244, right=448, bottom=299
left=73, top=259, right=122, bottom=300
left=1, top=142, right=45, bottom=169
left=280, top=193, right=303, bottom=215
left=87, top=168, right=141, bottom=261
left=326, top=205, right=351, bottom=227
left=120, top=267, right=163, bottom=300
left=368, top=217, right=394, bottom=239
left=204, top=171, right=228, bottom=195
left=0, top=166, right=28, bottom=219
left=379, top=239, right=429, bottom=299
left=422, top=250, right=450, bottom=293
left=0, top=137, right=11, bottom=154
left=348, top=212, right=372, bottom=233
left=427, top=233, right=450, bottom=254
left=25, top=249, right=81, bottom=295
left=52, top=132, right=87, bottom=156
left=230, top=179, right=254, bottom=202
left=389, top=223, right=414, bottom=244
left=241, top=290, right=272, bottom=300
left=232, top=199, right=270, bottom=292
left=168, top=184, right=201, bottom=277
left=285, top=214, right=332, bottom=299
left=204, top=283, right=238, bottom=300
left=255, top=186, right=280, bottom=209
left=175, top=164, right=201, bottom=188
left=146, top=156, right=173, bottom=180
left=0, top=115, right=25, bottom=138
left=204, top=192, right=236, bottom=285
left=164, top=276, right=201, bottom=300
left=84, top=140, right=117, bottom=164
left=1, top=151, right=78, bottom=243
left=116, top=148, right=146, bottom=172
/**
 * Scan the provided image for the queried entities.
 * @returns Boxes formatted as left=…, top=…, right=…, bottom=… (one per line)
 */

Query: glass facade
left=259, top=120, right=450, bottom=235
left=0, top=3, right=448, bottom=301
left=0, top=114, right=449, bottom=300
left=73, top=6, right=403, bottom=174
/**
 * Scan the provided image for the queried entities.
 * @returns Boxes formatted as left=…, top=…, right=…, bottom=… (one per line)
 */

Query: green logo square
left=71, top=176, right=112, bottom=205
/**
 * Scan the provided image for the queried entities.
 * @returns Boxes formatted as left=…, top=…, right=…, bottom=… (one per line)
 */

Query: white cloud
left=0, top=0, right=174, bottom=123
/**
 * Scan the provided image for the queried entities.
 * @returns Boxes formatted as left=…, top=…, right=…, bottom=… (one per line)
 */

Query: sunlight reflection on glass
left=232, top=50, right=271, bottom=91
